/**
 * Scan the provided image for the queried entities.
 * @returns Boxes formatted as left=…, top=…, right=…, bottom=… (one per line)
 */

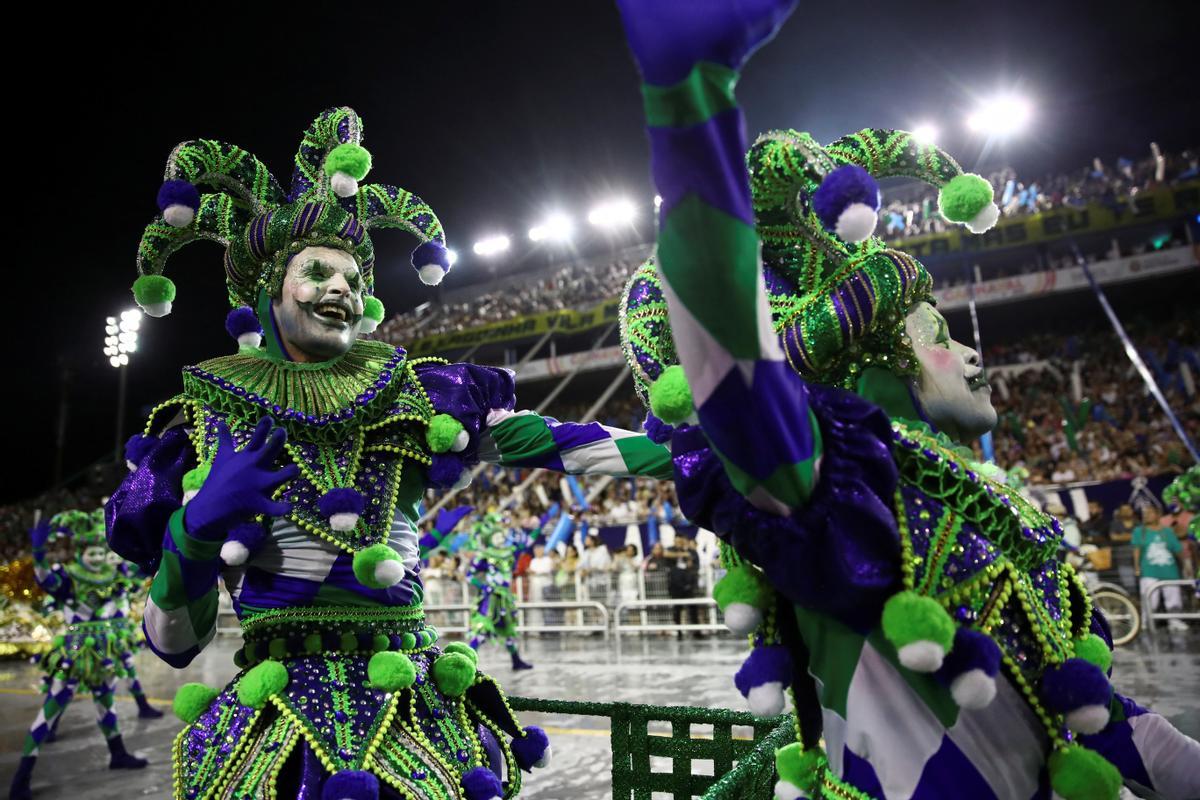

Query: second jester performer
left=616, top=3, right=1199, bottom=800
left=107, top=107, right=671, bottom=800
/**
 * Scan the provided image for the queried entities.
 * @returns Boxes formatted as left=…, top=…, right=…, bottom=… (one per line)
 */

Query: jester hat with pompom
left=50, top=508, right=109, bottom=555
left=622, top=128, right=1000, bottom=398
left=133, top=107, right=452, bottom=334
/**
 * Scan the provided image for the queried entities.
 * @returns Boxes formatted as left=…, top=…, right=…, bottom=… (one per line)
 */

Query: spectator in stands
left=612, top=544, right=642, bottom=608
left=1132, top=506, right=1188, bottom=631
left=1080, top=501, right=1109, bottom=545
left=579, top=534, right=612, bottom=604
left=665, top=537, right=701, bottom=638
left=527, top=544, right=556, bottom=628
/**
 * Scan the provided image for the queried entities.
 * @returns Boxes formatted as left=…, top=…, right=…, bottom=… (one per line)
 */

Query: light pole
left=104, top=309, right=141, bottom=463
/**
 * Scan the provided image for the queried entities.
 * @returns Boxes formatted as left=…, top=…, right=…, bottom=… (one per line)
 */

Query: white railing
left=613, top=597, right=727, bottom=640
left=1140, top=579, right=1200, bottom=627
left=423, top=601, right=610, bottom=638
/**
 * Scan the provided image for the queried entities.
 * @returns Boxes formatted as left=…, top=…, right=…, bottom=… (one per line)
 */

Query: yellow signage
left=407, top=298, right=623, bottom=354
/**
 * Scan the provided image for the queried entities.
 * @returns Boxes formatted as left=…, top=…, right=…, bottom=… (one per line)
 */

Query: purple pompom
left=428, top=454, right=465, bottom=488
left=511, top=725, right=550, bottom=771
left=733, top=645, right=792, bottom=696
left=124, top=433, right=156, bottom=467
left=156, top=180, right=201, bottom=212
left=461, top=766, right=503, bottom=800
left=812, top=165, right=880, bottom=231
left=412, top=240, right=450, bottom=270
left=937, top=628, right=1001, bottom=683
left=321, top=769, right=379, bottom=800
left=225, top=306, right=263, bottom=339
left=642, top=412, right=675, bottom=445
left=1040, top=658, right=1112, bottom=714
left=318, top=488, right=365, bottom=518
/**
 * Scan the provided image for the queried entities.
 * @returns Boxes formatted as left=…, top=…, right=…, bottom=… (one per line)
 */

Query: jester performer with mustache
left=103, top=107, right=672, bottom=800
left=615, top=3, right=1200, bottom=799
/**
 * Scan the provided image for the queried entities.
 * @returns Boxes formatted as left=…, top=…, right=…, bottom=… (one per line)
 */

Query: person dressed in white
left=526, top=544, right=556, bottom=629
left=580, top=535, right=613, bottom=604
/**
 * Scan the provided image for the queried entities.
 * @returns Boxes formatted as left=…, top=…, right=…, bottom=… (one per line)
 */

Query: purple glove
left=616, top=0, right=797, bottom=85
left=30, top=520, right=53, bottom=553
left=184, top=417, right=298, bottom=541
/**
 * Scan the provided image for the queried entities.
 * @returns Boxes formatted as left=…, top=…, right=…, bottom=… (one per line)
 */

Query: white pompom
left=747, top=682, right=786, bottom=717
left=182, top=488, right=199, bottom=504
left=965, top=202, right=1000, bottom=234
left=141, top=301, right=172, bottom=318
left=358, top=317, right=379, bottom=335
left=834, top=202, right=879, bottom=243
left=774, top=779, right=806, bottom=800
left=220, top=539, right=250, bottom=566
left=451, top=469, right=473, bottom=492
left=1066, top=704, right=1111, bottom=735
left=330, top=172, right=359, bottom=198
left=125, top=460, right=137, bottom=472
left=417, top=264, right=446, bottom=286
left=237, top=332, right=262, bottom=349
left=897, top=640, right=946, bottom=673
left=723, top=603, right=763, bottom=637
left=163, top=204, right=195, bottom=228
left=374, top=559, right=406, bottom=587
left=329, top=512, right=360, bottom=532
left=533, top=745, right=552, bottom=769
left=450, top=429, right=470, bottom=453
left=950, top=669, right=997, bottom=709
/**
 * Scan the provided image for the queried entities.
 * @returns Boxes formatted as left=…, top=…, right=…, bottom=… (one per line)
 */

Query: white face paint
left=905, top=301, right=997, bottom=442
left=81, top=545, right=109, bottom=572
left=272, top=246, right=367, bottom=362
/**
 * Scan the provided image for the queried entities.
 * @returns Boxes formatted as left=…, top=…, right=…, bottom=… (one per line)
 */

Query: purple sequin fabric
left=673, top=384, right=901, bottom=631
left=106, top=426, right=194, bottom=572
left=412, top=362, right=517, bottom=462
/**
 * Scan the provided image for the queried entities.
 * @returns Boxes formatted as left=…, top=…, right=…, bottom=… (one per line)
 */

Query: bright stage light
left=472, top=235, right=511, bottom=256
left=654, top=195, right=663, bottom=209
left=106, top=316, right=116, bottom=325
left=588, top=199, right=636, bottom=227
left=528, top=213, right=573, bottom=243
left=106, top=324, right=118, bottom=335
left=966, top=96, right=1032, bottom=136
left=446, top=249, right=459, bottom=266
left=109, top=356, right=121, bottom=368
left=912, top=124, right=938, bottom=145
left=121, top=309, right=143, bottom=323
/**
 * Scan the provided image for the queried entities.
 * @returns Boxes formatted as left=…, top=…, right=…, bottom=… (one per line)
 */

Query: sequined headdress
left=622, top=128, right=999, bottom=398
left=133, top=107, right=452, bottom=331
left=50, top=509, right=108, bottom=552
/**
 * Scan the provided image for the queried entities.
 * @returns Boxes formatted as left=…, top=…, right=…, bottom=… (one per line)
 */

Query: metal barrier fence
left=1141, top=579, right=1200, bottom=628
left=507, top=695, right=790, bottom=800
left=422, top=601, right=610, bottom=638
left=615, top=598, right=726, bottom=640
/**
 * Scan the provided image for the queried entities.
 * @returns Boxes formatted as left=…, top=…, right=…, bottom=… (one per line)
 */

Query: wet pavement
left=1, top=629, right=1197, bottom=799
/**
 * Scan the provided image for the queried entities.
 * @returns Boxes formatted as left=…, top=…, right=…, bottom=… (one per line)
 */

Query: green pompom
left=649, top=365, right=694, bottom=425
left=938, top=174, right=993, bottom=223
left=1048, top=745, right=1121, bottom=800
left=368, top=651, right=416, bottom=691
left=775, top=742, right=824, bottom=788
left=340, top=632, right=359, bottom=652
left=881, top=590, right=955, bottom=651
left=363, top=295, right=385, bottom=323
left=1073, top=634, right=1113, bottom=673
left=426, top=414, right=466, bottom=454
left=326, top=143, right=372, bottom=181
left=83, top=636, right=96, bottom=647
left=442, top=641, right=479, bottom=665
left=373, top=634, right=390, bottom=652
left=182, top=463, right=211, bottom=492
left=51, top=635, right=64, bottom=649
left=431, top=652, right=476, bottom=697
left=303, top=634, right=323, bottom=654
left=173, top=683, right=220, bottom=724
left=352, top=543, right=403, bottom=589
left=132, top=274, right=177, bottom=306
left=400, top=632, right=417, bottom=650
left=236, top=659, right=289, bottom=709
left=268, top=639, right=287, bottom=660
left=712, top=564, right=772, bottom=612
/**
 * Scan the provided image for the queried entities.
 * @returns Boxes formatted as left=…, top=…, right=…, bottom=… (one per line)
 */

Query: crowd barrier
left=1141, top=579, right=1200, bottom=628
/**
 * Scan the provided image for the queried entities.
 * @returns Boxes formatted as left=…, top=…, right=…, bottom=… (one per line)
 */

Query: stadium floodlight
left=104, top=309, right=141, bottom=367
left=654, top=195, right=663, bottom=209
left=446, top=248, right=459, bottom=266
left=966, top=96, right=1032, bottom=137
left=472, top=235, right=511, bottom=256
left=912, top=124, right=938, bottom=145
left=528, top=213, right=573, bottom=243
left=587, top=199, right=636, bottom=227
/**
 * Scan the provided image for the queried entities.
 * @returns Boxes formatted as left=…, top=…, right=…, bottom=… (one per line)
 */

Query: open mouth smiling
left=310, top=301, right=354, bottom=325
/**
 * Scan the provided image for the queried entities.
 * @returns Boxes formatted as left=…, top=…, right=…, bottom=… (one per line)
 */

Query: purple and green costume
left=615, top=3, right=1200, bottom=799
left=107, top=107, right=671, bottom=800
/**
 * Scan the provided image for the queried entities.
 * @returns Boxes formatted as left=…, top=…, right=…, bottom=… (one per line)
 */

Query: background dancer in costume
left=9, top=511, right=149, bottom=800
left=615, top=3, right=1200, bottom=799
left=108, top=107, right=671, bottom=799
left=463, top=513, right=543, bottom=671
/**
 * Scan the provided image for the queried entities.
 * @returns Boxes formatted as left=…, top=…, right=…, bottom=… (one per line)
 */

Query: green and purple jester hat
left=132, top=107, right=452, bottom=350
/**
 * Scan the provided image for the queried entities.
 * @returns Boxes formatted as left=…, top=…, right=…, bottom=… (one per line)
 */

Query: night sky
left=12, top=1, right=1198, bottom=503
